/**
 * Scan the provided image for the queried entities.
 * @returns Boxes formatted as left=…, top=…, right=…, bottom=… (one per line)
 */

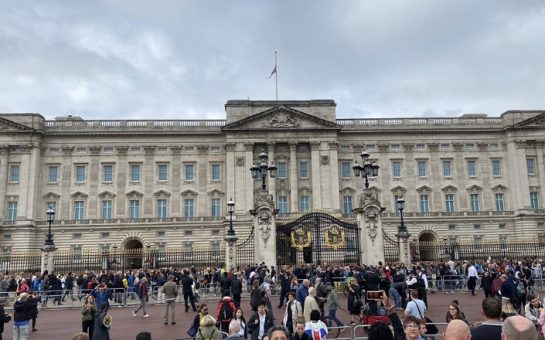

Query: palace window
left=7, top=201, right=17, bottom=223
left=157, top=199, right=168, bottom=219
left=419, top=195, right=430, bottom=213
left=299, top=195, right=310, bottom=212
left=495, top=193, right=505, bottom=211
left=9, top=164, right=20, bottom=182
left=277, top=161, right=287, bottom=178
left=470, top=194, right=480, bottom=212
left=392, top=161, right=402, bottom=178
left=417, top=160, right=427, bottom=177
left=129, top=200, right=140, bottom=219
left=530, top=192, right=540, bottom=210
left=527, top=158, right=536, bottom=175
left=491, top=159, right=502, bottom=177
left=445, top=194, right=455, bottom=213
left=74, top=201, right=85, bottom=220
left=103, top=164, right=113, bottom=183
left=341, top=161, right=351, bottom=178
left=211, top=198, right=221, bottom=217
left=299, top=161, right=308, bottom=178
left=184, top=199, right=194, bottom=218
left=278, top=196, right=289, bottom=214
left=343, top=196, right=353, bottom=214
left=442, top=160, right=452, bottom=177
left=48, top=166, right=58, bottom=183
left=467, top=160, right=477, bottom=177
left=158, top=164, right=168, bottom=181
left=102, top=200, right=112, bottom=220
left=184, top=164, right=194, bottom=181
left=75, top=165, right=86, bottom=183
left=130, top=164, right=141, bottom=182
left=211, top=164, right=221, bottom=181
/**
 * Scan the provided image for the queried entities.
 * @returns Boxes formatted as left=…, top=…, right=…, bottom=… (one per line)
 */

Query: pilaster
left=329, top=142, right=340, bottom=210
left=0, top=146, right=9, bottom=221
left=289, top=142, right=299, bottom=212
left=310, top=142, right=321, bottom=209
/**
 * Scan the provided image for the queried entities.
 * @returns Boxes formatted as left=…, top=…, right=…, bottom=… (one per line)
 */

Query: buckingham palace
left=1, top=99, right=545, bottom=270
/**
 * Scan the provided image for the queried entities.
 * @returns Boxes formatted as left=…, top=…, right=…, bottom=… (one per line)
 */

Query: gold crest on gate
left=324, top=225, right=345, bottom=250
left=291, top=227, right=312, bottom=250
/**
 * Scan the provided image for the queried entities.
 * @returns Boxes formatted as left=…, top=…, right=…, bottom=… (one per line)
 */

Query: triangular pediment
left=441, top=185, right=458, bottom=193
left=71, top=191, right=88, bottom=199
left=466, top=185, right=483, bottom=192
left=42, top=192, right=61, bottom=200
left=513, top=111, right=545, bottom=128
left=98, top=191, right=116, bottom=199
left=207, top=189, right=224, bottom=196
left=0, top=117, right=37, bottom=132
left=222, top=106, right=339, bottom=131
left=390, top=186, right=407, bottom=195
left=416, top=185, right=432, bottom=193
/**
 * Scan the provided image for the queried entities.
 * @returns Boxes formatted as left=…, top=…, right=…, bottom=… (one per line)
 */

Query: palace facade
left=1, top=100, right=545, bottom=262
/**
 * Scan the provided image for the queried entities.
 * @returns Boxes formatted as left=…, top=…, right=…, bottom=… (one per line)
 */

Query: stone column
left=244, top=143, right=255, bottom=213
left=251, top=191, right=277, bottom=268
left=289, top=142, right=298, bottom=213
left=310, top=142, right=321, bottom=209
left=267, top=142, right=276, bottom=198
left=354, top=188, right=385, bottom=265
left=329, top=142, right=340, bottom=210
left=0, top=146, right=9, bottom=221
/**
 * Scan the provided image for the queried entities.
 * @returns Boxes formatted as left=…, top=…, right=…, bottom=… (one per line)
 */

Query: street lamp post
left=45, top=206, right=56, bottom=247
left=396, top=197, right=409, bottom=237
left=395, top=196, right=411, bottom=264
left=250, top=149, right=277, bottom=190
left=352, top=150, right=379, bottom=188
left=225, top=198, right=238, bottom=270
left=226, top=198, right=236, bottom=239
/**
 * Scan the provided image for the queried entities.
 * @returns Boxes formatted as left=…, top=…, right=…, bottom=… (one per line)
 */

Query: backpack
left=220, top=300, right=234, bottom=323
left=516, top=280, right=525, bottom=298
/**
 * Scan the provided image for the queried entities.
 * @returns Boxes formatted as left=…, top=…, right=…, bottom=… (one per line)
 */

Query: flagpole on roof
left=268, top=51, right=278, bottom=100
left=274, top=51, right=278, bottom=101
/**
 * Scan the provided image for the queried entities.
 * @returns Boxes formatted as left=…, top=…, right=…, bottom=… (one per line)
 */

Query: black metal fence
left=383, top=232, right=400, bottom=263
left=412, top=239, right=545, bottom=262
left=1, top=248, right=225, bottom=275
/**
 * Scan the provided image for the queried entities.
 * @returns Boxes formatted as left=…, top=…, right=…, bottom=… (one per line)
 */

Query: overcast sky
left=1, top=1, right=544, bottom=120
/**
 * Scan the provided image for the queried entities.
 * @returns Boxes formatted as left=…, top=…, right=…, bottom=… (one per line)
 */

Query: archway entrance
left=123, top=238, right=143, bottom=269
left=418, top=232, right=437, bottom=261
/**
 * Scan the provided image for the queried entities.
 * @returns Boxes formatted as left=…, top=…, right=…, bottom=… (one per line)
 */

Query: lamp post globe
left=352, top=149, right=379, bottom=188
left=227, top=198, right=236, bottom=237
left=250, top=149, right=277, bottom=191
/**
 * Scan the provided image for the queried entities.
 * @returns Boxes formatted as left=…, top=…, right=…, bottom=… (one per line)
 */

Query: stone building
left=0, top=100, right=544, bottom=264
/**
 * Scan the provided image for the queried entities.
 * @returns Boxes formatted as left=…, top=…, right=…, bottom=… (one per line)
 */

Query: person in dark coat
left=0, top=297, right=12, bottom=340
left=181, top=271, right=197, bottom=312
left=481, top=271, right=493, bottom=298
left=248, top=303, right=274, bottom=340
left=220, top=272, right=232, bottom=297
left=231, top=273, right=243, bottom=309
left=13, top=292, right=37, bottom=339
left=93, top=302, right=110, bottom=340
left=28, top=291, right=40, bottom=332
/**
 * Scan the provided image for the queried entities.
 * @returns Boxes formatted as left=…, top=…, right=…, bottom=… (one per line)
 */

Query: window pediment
left=207, top=189, right=224, bottom=197
left=441, top=185, right=457, bottom=193
left=491, top=184, right=507, bottom=192
left=466, top=185, right=483, bottom=192
left=390, top=186, right=407, bottom=196
left=43, top=192, right=60, bottom=200
left=98, top=191, right=116, bottom=199
left=126, top=190, right=144, bottom=198
left=153, top=190, right=171, bottom=197
left=416, top=185, right=432, bottom=193
left=181, top=189, right=198, bottom=197
left=71, top=191, right=88, bottom=199
left=339, top=186, right=356, bottom=195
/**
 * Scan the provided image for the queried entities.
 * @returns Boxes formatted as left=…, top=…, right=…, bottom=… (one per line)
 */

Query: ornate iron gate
left=276, top=212, right=360, bottom=266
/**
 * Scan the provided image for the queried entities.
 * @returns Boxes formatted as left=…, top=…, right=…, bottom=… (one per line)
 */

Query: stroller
left=361, top=299, right=391, bottom=327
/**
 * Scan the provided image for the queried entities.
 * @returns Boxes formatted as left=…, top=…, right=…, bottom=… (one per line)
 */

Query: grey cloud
left=0, top=0, right=544, bottom=119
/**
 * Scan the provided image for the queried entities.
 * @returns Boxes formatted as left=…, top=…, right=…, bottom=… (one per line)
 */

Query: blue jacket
left=92, top=289, right=112, bottom=310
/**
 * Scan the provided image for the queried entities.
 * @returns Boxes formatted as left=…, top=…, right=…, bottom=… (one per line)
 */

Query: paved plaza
left=2, top=289, right=492, bottom=340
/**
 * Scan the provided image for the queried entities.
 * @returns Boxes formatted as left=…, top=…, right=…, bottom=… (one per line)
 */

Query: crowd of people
left=0, top=257, right=545, bottom=339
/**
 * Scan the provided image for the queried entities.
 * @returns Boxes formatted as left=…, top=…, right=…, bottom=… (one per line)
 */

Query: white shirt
left=258, top=313, right=266, bottom=339
left=467, top=265, right=478, bottom=278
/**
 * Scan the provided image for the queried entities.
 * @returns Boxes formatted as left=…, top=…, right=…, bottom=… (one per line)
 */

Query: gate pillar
left=250, top=191, right=278, bottom=268
left=354, top=188, right=385, bottom=265
left=41, top=245, right=56, bottom=274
